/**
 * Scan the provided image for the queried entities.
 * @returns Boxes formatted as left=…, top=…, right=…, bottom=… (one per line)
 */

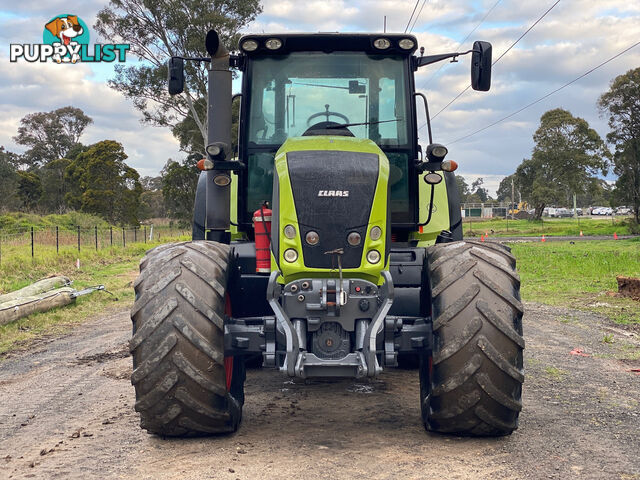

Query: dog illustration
left=45, top=16, right=83, bottom=63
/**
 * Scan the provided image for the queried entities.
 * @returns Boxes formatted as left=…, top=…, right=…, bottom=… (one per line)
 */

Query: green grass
left=511, top=239, right=640, bottom=325
left=0, top=234, right=189, bottom=356
left=463, top=217, right=635, bottom=237
left=544, top=366, right=567, bottom=379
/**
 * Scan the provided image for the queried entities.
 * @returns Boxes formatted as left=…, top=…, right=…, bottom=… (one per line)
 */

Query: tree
left=470, top=177, right=489, bottom=203
left=161, top=157, right=199, bottom=221
left=95, top=0, right=262, bottom=154
left=139, top=175, right=166, bottom=219
left=13, top=107, right=92, bottom=167
left=65, top=140, right=142, bottom=225
left=16, top=171, right=42, bottom=210
left=496, top=174, right=516, bottom=203
left=598, top=67, right=640, bottom=223
left=39, top=158, right=71, bottom=213
left=455, top=175, right=470, bottom=203
left=0, top=147, right=20, bottom=211
left=515, top=109, right=609, bottom=219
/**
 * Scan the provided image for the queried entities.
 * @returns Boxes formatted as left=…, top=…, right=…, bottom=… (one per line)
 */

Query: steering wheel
left=307, top=104, right=349, bottom=126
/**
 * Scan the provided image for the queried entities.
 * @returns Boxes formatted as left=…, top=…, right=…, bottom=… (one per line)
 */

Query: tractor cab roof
left=237, top=33, right=419, bottom=56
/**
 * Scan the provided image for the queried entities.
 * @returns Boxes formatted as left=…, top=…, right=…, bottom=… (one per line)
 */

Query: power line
left=424, top=0, right=503, bottom=86
left=409, top=0, right=428, bottom=33
left=405, top=0, right=421, bottom=33
left=444, top=40, right=640, bottom=145
left=428, top=0, right=561, bottom=122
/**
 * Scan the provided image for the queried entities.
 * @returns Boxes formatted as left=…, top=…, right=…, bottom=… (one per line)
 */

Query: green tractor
left=130, top=30, right=524, bottom=437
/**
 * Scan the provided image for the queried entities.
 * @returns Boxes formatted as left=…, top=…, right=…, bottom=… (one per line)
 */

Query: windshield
left=247, top=52, right=409, bottom=146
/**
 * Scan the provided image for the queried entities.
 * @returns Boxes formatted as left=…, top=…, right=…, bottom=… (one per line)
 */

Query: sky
left=1, top=0, right=639, bottom=195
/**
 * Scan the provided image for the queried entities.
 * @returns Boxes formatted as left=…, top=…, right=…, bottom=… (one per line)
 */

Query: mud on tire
left=130, top=241, right=245, bottom=436
left=422, top=240, right=524, bottom=436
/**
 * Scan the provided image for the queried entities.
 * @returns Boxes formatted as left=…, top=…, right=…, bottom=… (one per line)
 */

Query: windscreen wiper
left=326, top=118, right=402, bottom=129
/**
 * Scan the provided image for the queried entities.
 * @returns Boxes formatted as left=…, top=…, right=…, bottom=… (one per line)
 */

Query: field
left=463, top=216, right=637, bottom=237
left=0, top=233, right=189, bottom=355
left=511, top=238, right=640, bottom=325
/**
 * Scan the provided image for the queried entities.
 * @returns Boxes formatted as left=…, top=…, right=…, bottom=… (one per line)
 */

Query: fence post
left=56, top=226, right=59, bottom=254
left=110, top=226, right=113, bottom=247
left=134, top=226, right=137, bottom=243
left=0, top=232, right=2, bottom=265
left=31, top=226, right=34, bottom=258
left=122, top=227, right=126, bottom=247
left=95, top=226, right=98, bottom=251
left=144, top=226, right=147, bottom=244
left=77, top=225, right=81, bottom=252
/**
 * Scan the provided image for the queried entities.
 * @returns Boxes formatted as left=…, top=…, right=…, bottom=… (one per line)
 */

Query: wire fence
left=0, top=225, right=189, bottom=265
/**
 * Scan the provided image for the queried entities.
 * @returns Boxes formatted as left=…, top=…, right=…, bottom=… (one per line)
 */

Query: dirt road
left=1, top=303, right=639, bottom=480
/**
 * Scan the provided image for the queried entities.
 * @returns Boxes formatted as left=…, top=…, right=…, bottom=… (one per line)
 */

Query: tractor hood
left=272, top=136, right=390, bottom=283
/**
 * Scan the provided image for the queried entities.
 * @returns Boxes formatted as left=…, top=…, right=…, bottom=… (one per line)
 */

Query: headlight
left=367, top=250, right=381, bottom=264
left=284, top=249, right=298, bottom=262
left=241, top=40, right=258, bottom=52
left=284, top=224, right=296, bottom=239
left=265, top=38, right=282, bottom=50
left=305, top=231, right=319, bottom=245
left=370, top=226, right=382, bottom=241
left=373, top=38, right=391, bottom=49
left=213, top=174, right=231, bottom=186
left=347, top=232, right=361, bottom=246
left=399, top=38, right=415, bottom=50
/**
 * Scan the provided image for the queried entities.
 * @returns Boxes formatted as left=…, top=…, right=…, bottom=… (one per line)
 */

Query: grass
left=463, top=217, right=636, bottom=237
left=0, top=234, right=189, bottom=356
left=602, top=333, right=615, bottom=344
left=511, top=239, right=640, bottom=325
left=0, top=211, right=110, bottom=232
left=544, top=366, right=567, bottom=379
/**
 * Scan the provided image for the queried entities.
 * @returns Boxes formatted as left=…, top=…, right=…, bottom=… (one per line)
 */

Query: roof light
left=424, top=172, right=443, bottom=185
left=373, top=38, right=391, bottom=49
left=265, top=38, right=282, bottom=50
left=399, top=38, right=415, bottom=50
left=241, top=40, right=258, bottom=52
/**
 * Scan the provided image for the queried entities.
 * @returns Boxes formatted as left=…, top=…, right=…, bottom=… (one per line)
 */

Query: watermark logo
left=10, top=14, right=130, bottom=63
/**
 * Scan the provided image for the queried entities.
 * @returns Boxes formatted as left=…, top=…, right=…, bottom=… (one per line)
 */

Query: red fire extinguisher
left=253, top=203, right=272, bottom=273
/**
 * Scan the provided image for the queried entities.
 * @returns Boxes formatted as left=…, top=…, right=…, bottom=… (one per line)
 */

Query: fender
left=192, top=170, right=231, bottom=242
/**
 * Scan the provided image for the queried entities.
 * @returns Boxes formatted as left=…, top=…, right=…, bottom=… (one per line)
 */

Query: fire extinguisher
left=253, top=203, right=272, bottom=273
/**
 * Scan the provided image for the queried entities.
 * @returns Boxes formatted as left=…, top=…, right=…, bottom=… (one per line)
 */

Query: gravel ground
left=0, top=303, right=639, bottom=480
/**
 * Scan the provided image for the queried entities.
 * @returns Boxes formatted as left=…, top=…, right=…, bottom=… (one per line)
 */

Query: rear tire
left=130, top=241, right=245, bottom=436
left=421, top=241, right=524, bottom=436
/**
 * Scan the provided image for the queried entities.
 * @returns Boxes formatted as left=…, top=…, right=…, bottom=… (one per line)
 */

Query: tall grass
left=465, top=217, right=635, bottom=237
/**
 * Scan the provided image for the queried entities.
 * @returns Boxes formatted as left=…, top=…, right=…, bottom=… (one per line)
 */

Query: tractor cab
left=236, top=34, right=419, bottom=230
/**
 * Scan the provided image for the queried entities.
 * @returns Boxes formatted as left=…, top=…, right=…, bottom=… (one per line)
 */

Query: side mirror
left=471, top=41, right=492, bottom=91
left=167, top=57, right=184, bottom=95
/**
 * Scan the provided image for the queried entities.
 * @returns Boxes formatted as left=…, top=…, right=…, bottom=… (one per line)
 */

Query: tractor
left=130, top=30, right=524, bottom=437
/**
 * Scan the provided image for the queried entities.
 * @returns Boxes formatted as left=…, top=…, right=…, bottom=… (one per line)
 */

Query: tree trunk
left=534, top=204, right=545, bottom=220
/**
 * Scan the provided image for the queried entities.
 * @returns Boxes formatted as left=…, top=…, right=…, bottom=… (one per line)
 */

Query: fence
left=0, top=225, right=189, bottom=265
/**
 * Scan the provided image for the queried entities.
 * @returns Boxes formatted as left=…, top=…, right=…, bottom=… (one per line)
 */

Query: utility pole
left=511, top=178, right=515, bottom=220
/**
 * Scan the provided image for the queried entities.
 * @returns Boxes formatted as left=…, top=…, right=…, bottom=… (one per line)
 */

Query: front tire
left=421, top=241, right=524, bottom=436
left=130, top=241, right=245, bottom=436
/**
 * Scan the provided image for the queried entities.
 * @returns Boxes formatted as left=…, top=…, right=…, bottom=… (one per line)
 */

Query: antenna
left=383, top=15, right=387, bottom=33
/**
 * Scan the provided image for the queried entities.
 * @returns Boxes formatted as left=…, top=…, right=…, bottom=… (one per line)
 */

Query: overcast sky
left=1, top=0, right=639, bottom=195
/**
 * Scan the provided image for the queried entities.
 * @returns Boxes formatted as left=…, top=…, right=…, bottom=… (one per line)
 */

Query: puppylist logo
left=10, top=14, right=130, bottom=64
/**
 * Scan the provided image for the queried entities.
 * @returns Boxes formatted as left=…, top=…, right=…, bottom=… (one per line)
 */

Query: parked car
left=591, top=206, right=606, bottom=215
left=616, top=206, right=632, bottom=215
left=576, top=208, right=583, bottom=216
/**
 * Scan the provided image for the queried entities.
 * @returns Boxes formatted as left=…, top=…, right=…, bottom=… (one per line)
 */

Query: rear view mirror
left=349, top=80, right=366, bottom=94
left=471, top=41, right=492, bottom=91
left=168, top=57, right=185, bottom=95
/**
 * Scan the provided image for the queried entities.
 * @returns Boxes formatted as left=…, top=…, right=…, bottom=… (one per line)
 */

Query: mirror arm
left=415, top=49, right=475, bottom=68
left=174, top=56, right=211, bottom=63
